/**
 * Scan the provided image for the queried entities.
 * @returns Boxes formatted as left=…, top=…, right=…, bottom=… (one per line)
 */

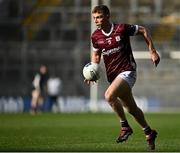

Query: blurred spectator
left=31, top=65, right=49, bottom=115
left=47, top=74, right=62, bottom=112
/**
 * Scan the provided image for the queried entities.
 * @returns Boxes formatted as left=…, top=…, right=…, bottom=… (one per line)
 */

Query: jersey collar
left=101, top=23, right=114, bottom=37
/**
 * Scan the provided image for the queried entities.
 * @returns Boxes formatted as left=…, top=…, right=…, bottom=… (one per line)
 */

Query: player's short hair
left=92, top=5, right=110, bottom=16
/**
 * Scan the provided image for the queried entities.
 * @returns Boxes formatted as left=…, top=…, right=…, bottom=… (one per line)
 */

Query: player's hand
left=84, top=79, right=97, bottom=85
left=150, top=49, right=160, bottom=67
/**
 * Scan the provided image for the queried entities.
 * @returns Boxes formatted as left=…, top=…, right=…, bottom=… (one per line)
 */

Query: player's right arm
left=91, top=50, right=101, bottom=64
left=84, top=50, right=101, bottom=85
left=91, top=32, right=102, bottom=64
left=84, top=33, right=102, bottom=85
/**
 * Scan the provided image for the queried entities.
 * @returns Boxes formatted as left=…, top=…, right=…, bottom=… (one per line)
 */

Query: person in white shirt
left=47, top=75, right=62, bottom=112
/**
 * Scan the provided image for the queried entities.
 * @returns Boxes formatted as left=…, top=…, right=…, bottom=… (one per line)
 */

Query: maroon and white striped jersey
left=91, top=23, right=138, bottom=83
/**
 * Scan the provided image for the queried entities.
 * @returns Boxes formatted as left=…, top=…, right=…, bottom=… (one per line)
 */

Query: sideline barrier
left=0, top=96, right=160, bottom=113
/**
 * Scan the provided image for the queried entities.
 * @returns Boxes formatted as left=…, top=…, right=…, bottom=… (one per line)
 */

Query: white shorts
left=117, top=71, right=137, bottom=88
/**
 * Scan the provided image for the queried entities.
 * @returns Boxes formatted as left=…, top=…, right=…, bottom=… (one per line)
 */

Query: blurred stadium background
left=0, top=0, right=179, bottom=113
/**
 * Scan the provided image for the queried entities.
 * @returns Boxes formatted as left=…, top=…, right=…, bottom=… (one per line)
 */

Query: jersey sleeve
left=91, top=35, right=100, bottom=52
left=124, top=24, right=139, bottom=36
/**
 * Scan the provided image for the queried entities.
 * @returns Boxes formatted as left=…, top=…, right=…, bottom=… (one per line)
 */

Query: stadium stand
left=0, top=0, right=179, bottom=112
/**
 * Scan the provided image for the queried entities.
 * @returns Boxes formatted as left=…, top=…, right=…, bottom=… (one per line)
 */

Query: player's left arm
left=137, top=26, right=160, bottom=67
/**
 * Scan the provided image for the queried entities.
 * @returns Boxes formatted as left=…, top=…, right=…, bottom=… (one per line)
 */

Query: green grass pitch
left=0, top=112, right=180, bottom=152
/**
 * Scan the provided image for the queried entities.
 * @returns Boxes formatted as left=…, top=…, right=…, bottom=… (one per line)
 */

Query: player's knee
left=104, top=91, right=115, bottom=103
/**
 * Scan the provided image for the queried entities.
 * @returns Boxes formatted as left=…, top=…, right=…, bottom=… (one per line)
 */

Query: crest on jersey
left=115, top=36, right=121, bottom=42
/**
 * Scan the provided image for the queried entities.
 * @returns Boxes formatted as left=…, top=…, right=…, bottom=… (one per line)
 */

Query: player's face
left=40, top=66, right=47, bottom=74
left=92, top=12, right=108, bottom=28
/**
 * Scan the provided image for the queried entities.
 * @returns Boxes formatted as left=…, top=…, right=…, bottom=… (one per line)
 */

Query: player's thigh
left=38, top=94, right=44, bottom=104
left=32, top=90, right=40, bottom=101
left=105, top=76, right=131, bottom=99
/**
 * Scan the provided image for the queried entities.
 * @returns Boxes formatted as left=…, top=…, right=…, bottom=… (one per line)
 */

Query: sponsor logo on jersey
left=102, top=46, right=121, bottom=56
